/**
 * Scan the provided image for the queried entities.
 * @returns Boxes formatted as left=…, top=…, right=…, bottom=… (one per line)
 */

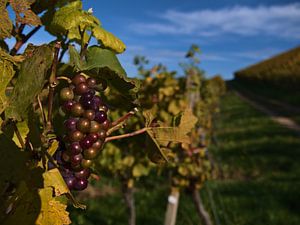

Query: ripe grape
left=56, top=74, right=111, bottom=191
left=72, top=74, right=86, bottom=85
left=74, top=82, right=89, bottom=95
left=64, top=118, right=78, bottom=131
left=95, top=111, right=107, bottom=124
left=74, top=178, right=88, bottom=191
left=60, top=87, right=74, bottom=101
left=76, top=118, right=91, bottom=133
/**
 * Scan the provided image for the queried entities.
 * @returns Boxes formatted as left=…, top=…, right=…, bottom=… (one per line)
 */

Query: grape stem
left=107, top=108, right=139, bottom=135
left=105, top=127, right=147, bottom=143
left=57, top=76, right=72, bottom=83
left=46, top=42, right=61, bottom=131
left=37, top=94, right=47, bottom=129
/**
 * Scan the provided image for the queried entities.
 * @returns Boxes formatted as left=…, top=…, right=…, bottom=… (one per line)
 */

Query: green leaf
left=92, top=26, right=126, bottom=53
left=0, top=50, right=16, bottom=115
left=5, top=44, right=54, bottom=120
left=68, top=45, right=83, bottom=70
left=47, top=1, right=100, bottom=40
left=0, top=0, right=13, bottom=39
left=83, top=46, right=140, bottom=101
left=9, top=0, right=41, bottom=26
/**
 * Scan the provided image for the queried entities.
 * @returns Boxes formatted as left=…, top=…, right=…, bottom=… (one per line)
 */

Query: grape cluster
left=56, top=74, right=110, bottom=191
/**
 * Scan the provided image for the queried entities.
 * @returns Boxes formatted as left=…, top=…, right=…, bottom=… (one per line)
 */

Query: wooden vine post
left=164, top=187, right=180, bottom=225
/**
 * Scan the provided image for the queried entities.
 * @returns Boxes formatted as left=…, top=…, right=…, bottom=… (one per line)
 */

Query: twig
left=57, top=76, right=72, bottom=83
left=58, top=40, right=71, bottom=62
left=37, top=94, right=47, bottom=128
left=80, top=28, right=92, bottom=60
left=46, top=42, right=61, bottom=131
left=107, top=108, right=139, bottom=135
left=12, top=122, right=25, bottom=149
left=105, top=127, right=148, bottom=143
left=10, top=26, right=41, bottom=55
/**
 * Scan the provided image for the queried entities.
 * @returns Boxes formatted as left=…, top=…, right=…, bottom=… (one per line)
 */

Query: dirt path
left=234, top=91, right=300, bottom=133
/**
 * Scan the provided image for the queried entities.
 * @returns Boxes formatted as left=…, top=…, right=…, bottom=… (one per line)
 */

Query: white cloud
left=130, top=3, right=300, bottom=38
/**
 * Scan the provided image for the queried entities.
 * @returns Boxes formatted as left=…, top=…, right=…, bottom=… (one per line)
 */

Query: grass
left=230, top=80, right=300, bottom=124
left=70, top=90, right=300, bottom=225
left=231, top=80, right=300, bottom=108
left=206, top=91, right=300, bottom=225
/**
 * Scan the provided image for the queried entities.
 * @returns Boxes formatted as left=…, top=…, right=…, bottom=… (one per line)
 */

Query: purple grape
left=87, top=133, right=98, bottom=143
left=64, top=175, right=76, bottom=190
left=81, top=90, right=95, bottom=100
left=92, top=96, right=102, bottom=108
left=69, top=142, right=82, bottom=155
left=80, top=97, right=93, bottom=109
left=74, top=178, right=88, bottom=191
left=80, top=136, right=94, bottom=149
left=64, top=118, right=78, bottom=131
left=60, top=167, right=73, bottom=178
left=70, top=154, right=83, bottom=165
left=95, top=111, right=107, bottom=124
left=74, top=168, right=91, bottom=179
left=63, top=100, right=76, bottom=112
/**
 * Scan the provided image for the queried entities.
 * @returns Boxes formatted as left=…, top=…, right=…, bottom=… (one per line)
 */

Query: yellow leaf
left=43, top=168, right=69, bottom=196
left=36, top=188, right=71, bottom=225
left=92, top=26, right=126, bottom=53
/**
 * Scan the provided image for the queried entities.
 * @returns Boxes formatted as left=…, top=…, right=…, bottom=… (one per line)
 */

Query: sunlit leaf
left=0, top=0, right=13, bottom=39
left=0, top=50, right=16, bottom=115
left=92, top=26, right=126, bottom=54
left=36, top=188, right=71, bottom=225
left=9, top=0, right=41, bottom=26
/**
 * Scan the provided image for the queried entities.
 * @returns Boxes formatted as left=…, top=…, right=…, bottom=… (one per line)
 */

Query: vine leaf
left=83, top=46, right=140, bottom=101
left=36, top=188, right=71, bottom=225
left=92, top=26, right=126, bottom=54
left=178, top=108, right=198, bottom=134
left=47, top=0, right=125, bottom=53
left=43, top=168, right=69, bottom=196
left=0, top=0, right=13, bottom=39
left=5, top=44, right=54, bottom=121
left=48, top=1, right=99, bottom=40
left=143, top=108, right=197, bottom=163
left=0, top=50, right=17, bottom=115
left=9, top=0, right=42, bottom=26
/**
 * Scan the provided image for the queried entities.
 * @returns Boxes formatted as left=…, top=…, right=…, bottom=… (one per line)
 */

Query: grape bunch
left=56, top=74, right=110, bottom=191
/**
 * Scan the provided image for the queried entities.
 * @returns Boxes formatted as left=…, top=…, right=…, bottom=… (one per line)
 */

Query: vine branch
left=10, top=26, right=41, bottom=55
left=105, top=127, right=147, bottom=143
left=107, top=108, right=139, bottom=135
left=46, top=42, right=61, bottom=132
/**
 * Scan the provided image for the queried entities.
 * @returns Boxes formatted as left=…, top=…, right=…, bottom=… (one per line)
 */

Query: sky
left=6, top=0, right=300, bottom=80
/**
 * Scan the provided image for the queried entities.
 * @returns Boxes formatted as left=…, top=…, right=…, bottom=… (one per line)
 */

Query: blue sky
left=6, top=0, right=300, bottom=80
